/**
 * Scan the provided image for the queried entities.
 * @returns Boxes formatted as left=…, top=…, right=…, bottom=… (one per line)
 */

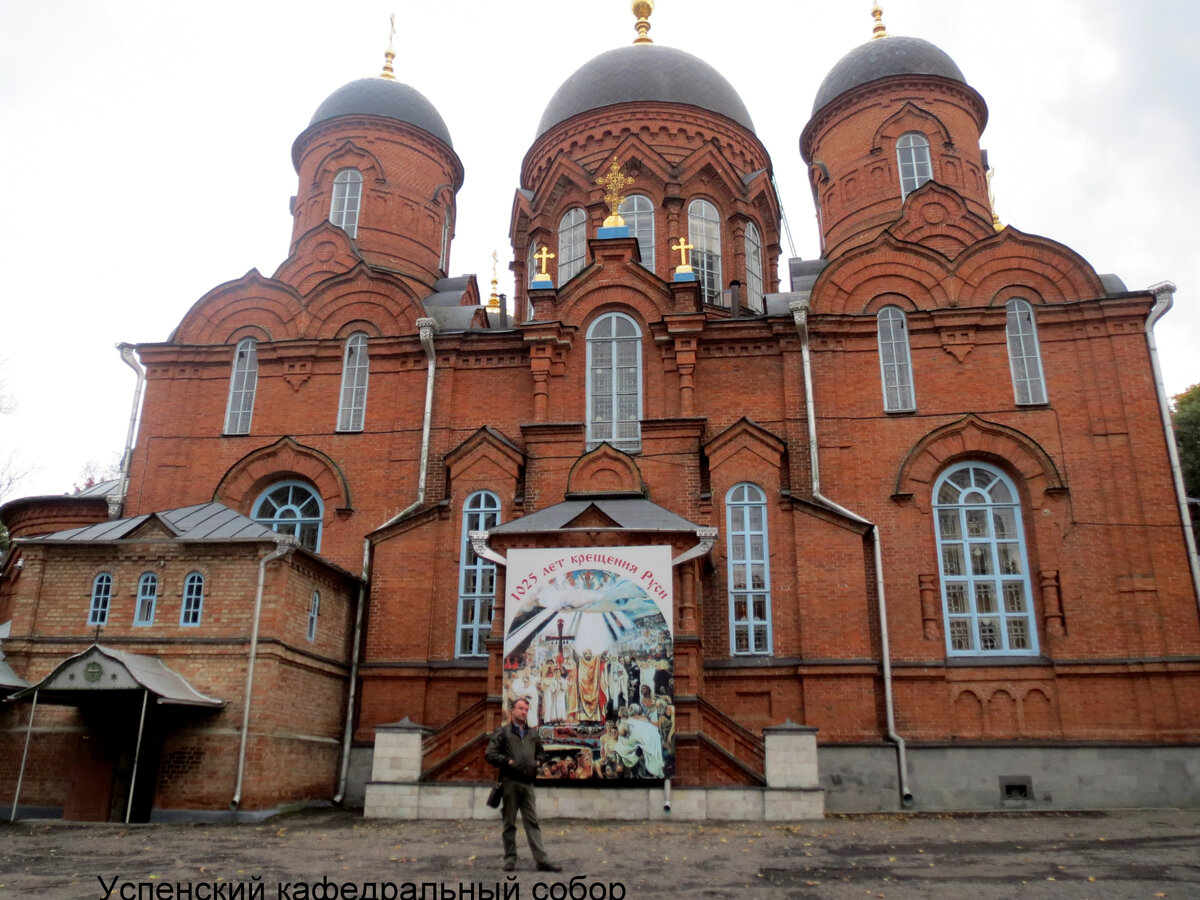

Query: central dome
left=536, top=44, right=755, bottom=138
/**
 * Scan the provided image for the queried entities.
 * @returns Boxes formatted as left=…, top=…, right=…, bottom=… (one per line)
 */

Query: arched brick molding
left=214, top=437, right=352, bottom=514
left=566, top=443, right=645, bottom=496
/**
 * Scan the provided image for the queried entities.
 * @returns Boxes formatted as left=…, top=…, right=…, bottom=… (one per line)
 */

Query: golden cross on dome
left=487, top=250, right=501, bottom=311
left=534, top=245, right=556, bottom=277
left=871, top=4, right=888, bottom=40
left=671, top=236, right=694, bottom=272
left=632, top=0, right=654, bottom=45
left=381, top=13, right=397, bottom=79
left=596, top=157, right=635, bottom=227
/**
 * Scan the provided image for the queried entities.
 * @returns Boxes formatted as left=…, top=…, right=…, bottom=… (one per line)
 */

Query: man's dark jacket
left=486, top=722, right=545, bottom=784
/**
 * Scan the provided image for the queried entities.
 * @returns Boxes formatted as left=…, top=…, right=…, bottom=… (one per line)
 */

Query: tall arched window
left=337, top=332, right=369, bottom=432
left=896, top=132, right=933, bottom=199
left=744, top=221, right=764, bottom=312
left=224, top=338, right=258, bottom=435
left=558, top=207, right=587, bottom=283
left=1006, top=299, right=1047, bottom=404
left=619, top=194, right=655, bottom=273
left=457, top=490, right=501, bottom=658
left=330, top=168, right=362, bottom=237
left=525, top=240, right=539, bottom=321
left=726, top=483, right=771, bottom=655
left=586, top=312, right=642, bottom=451
left=934, top=462, right=1038, bottom=656
left=135, top=572, right=158, bottom=625
left=688, top=199, right=723, bottom=304
left=307, top=591, right=320, bottom=642
left=253, top=482, right=324, bottom=552
left=88, top=573, right=112, bottom=626
left=877, top=306, right=916, bottom=411
left=439, top=208, right=453, bottom=272
left=181, top=572, right=205, bottom=626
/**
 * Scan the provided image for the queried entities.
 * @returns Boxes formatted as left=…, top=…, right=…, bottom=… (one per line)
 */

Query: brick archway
left=214, top=437, right=352, bottom=514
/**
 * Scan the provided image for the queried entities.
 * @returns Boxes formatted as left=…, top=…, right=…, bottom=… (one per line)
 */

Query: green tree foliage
left=1173, top=383, right=1200, bottom=525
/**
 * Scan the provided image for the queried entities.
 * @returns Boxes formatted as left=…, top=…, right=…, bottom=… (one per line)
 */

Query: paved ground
left=2, top=808, right=1199, bottom=899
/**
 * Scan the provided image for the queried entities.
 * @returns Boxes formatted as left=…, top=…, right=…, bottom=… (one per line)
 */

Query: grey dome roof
left=536, top=44, right=755, bottom=137
left=308, top=77, right=454, bottom=148
left=812, top=36, right=966, bottom=115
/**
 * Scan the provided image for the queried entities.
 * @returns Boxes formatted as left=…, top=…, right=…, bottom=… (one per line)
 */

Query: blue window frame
left=253, top=481, right=323, bottom=552
left=134, top=572, right=157, bottom=625
left=224, top=338, right=258, bottom=435
left=88, top=573, right=112, bottom=626
left=456, top=491, right=501, bottom=658
left=180, top=572, right=205, bottom=626
left=726, top=483, right=771, bottom=655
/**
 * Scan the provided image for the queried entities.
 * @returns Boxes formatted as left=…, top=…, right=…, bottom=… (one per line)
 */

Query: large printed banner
left=503, top=546, right=674, bottom=781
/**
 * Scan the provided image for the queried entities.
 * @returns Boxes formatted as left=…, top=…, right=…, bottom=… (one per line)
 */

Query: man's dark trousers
left=501, top=779, right=550, bottom=866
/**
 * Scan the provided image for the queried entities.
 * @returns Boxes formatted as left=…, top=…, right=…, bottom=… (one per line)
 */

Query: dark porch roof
left=490, top=497, right=701, bottom=534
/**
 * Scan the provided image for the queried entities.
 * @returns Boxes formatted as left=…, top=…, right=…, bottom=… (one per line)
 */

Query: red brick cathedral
left=3, top=5, right=1198, bottom=821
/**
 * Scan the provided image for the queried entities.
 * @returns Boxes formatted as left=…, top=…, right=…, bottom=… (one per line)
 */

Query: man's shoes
left=503, top=860, right=516, bottom=872
left=536, top=862, right=563, bottom=872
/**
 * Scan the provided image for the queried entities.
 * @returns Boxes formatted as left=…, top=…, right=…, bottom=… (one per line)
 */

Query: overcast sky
left=1, top=0, right=1196, bottom=499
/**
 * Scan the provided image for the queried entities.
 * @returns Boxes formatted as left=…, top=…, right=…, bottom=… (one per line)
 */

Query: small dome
left=536, top=44, right=755, bottom=138
left=307, top=77, right=454, bottom=148
left=811, top=36, right=967, bottom=116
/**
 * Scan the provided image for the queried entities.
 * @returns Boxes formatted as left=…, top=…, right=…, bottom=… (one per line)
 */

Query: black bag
left=486, top=782, right=503, bottom=809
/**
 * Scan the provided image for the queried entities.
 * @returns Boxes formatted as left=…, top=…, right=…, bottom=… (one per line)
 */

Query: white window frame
left=688, top=199, right=723, bottom=304
left=88, top=573, right=112, bottom=626
left=337, top=332, right=369, bottom=432
left=897, top=132, right=933, bottom=199
left=619, top=194, right=655, bottom=273
left=134, top=572, right=157, bottom=626
left=934, top=462, right=1039, bottom=657
left=307, top=591, right=320, bottom=642
left=1006, top=298, right=1048, bottom=404
left=558, top=207, right=587, bottom=283
left=439, top=208, right=452, bottom=272
left=224, top=338, right=258, bottom=435
left=877, top=306, right=916, bottom=411
left=726, top=483, right=772, bottom=655
left=330, top=168, right=363, bottom=238
left=744, top=221, right=765, bottom=313
left=586, top=312, right=643, bottom=452
left=456, top=490, right=501, bottom=658
left=180, top=572, right=205, bottom=627
left=252, top=481, right=324, bottom=552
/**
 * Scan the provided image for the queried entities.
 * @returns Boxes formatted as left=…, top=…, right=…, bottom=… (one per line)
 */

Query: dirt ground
left=2, top=807, right=1199, bottom=899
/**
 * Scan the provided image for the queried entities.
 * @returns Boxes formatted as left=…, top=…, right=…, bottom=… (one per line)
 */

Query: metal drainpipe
left=791, top=299, right=914, bottom=807
left=1144, top=282, right=1200, bottom=615
left=334, top=317, right=438, bottom=805
left=231, top=538, right=294, bottom=810
left=112, top=343, right=146, bottom=519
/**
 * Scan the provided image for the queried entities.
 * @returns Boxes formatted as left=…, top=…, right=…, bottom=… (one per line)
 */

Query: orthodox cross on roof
left=671, top=236, right=694, bottom=273
left=533, top=245, right=556, bottom=281
left=632, top=0, right=654, bottom=45
left=871, top=4, right=888, bottom=40
left=540, top=617, right=577, bottom=666
left=381, top=13, right=397, bottom=79
left=597, top=157, right=635, bottom=228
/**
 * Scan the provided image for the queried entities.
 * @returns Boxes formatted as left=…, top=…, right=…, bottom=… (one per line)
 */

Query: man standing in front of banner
left=485, top=697, right=563, bottom=873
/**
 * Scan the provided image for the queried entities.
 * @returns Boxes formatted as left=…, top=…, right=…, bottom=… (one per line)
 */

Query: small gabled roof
left=491, top=497, right=700, bottom=535
left=26, top=502, right=280, bottom=544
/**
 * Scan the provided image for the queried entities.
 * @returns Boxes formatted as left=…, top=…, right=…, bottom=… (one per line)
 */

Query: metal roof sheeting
left=28, top=502, right=281, bottom=544
left=490, top=498, right=700, bottom=534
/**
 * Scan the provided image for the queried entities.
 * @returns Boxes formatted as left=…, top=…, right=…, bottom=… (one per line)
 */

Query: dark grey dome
left=537, top=44, right=755, bottom=137
left=812, top=36, right=966, bottom=115
left=308, top=77, right=454, bottom=148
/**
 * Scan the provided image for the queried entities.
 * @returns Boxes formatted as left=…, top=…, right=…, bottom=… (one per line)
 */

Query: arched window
left=619, top=194, right=655, bottom=273
left=1006, top=299, right=1047, bottom=404
left=337, top=332, right=369, bottom=432
left=307, top=591, right=320, bottom=642
left=525, top=240, right=539, bottom=321
left=934, top=462, right=1038, bottom=656
left=330, top=168, right=362, bottom=238
left=558, top=207, right=587, bottom=283
left=877, top=306, right=916, bottom=411
left=135, top=572, right=158, bottom=626
left=181, top=572, right=205, bottom=626
left=726, top=483, right=771, bottom=655
left=224, top=338, right=258, bottom=435
left=744, top=221, right=764, bottom=312
left=253, top=482, right=324, bottom=552
left=896, top=132, right=933, bottom=199
left=439, top=208, right=452, bottom=272
left=457, top=490, right=501, bottom=658
left=688, top=199, right=723, bottom=304
left=586, top=312, right=642, bottom=451
left=88, top=573, right=112, bottom=626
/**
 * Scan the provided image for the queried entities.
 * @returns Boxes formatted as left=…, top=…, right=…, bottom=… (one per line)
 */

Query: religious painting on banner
left=503, top=546, right=674, bottom=781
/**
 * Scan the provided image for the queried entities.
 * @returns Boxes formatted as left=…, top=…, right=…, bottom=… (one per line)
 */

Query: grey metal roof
left=8, top=645, right=223, bottom=707
left=491, top=498, right=700, bottom=535
left=0, top=620, right=25, bottom=691
left=425, top=307, right=484, bottom=331
left=812, top=35, right=967, bottom=115
left=537, top=44, right=755, bottom=137
left=1099, top=273, right=1129, bottom=295
left=28, top=502, right=280, bottom=544
left=306, top=77, right=454, bottom=148
left=74, top=478, right=120, bottom=498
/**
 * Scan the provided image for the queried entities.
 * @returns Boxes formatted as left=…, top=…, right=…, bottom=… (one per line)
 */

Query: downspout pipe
left=1144, top=282, right=1200, bottom=616
left=791, top=299, right=913, bottom=807
left=231, top=537, right=294, bottom=810
left=112, top=343, right=146, bottom=519
left=334, top=317, right=438, bottom=805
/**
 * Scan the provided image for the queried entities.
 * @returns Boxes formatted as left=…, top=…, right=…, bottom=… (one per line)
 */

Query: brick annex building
left=3, top=5, right=1199, bottom=820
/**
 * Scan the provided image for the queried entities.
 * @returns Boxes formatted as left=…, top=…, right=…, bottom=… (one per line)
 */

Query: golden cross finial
left=381, top=13, right=397, bottom=79
left=871, top=4, right=888, bottom=40
left=534, top=245, right=556, bottom=277
left=986, top=167, right=1005, bottom=232
left=596, top=157, right=635, bottom=227
left=487, top=250, right=501, bottom=311
left=671, top=237, right=694, bottom=272
left=632, top=0, right=654, bottom=44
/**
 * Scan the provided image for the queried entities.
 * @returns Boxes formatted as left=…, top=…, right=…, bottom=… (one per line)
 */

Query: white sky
left=1, top=0, right=1197, bottom=499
